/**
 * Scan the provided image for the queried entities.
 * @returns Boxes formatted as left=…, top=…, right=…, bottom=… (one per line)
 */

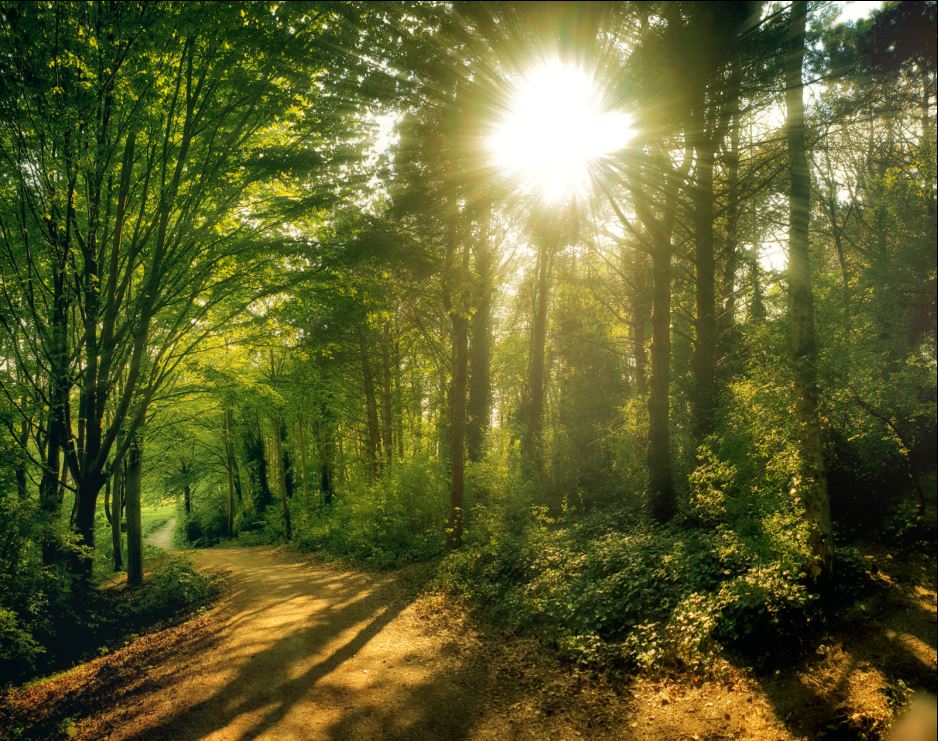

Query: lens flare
left=487, top=58, right=633, bottom=203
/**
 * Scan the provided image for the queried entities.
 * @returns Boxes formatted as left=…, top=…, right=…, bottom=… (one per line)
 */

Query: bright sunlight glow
left=487, top=58, right=634, bottom=204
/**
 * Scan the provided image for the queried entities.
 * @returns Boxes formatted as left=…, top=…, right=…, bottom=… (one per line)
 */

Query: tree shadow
left=754, top=552, right=937, bottom=738
left=120, top=557, right=413, bottom=741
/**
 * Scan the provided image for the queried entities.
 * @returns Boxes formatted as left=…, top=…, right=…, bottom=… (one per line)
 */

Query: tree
left=786, top=0, right=833, bottom=581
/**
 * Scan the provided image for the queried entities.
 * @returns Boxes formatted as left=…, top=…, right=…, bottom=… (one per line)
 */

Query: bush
left=292, top=453, right=448, bottom=567
left=0, top=607, right=42, bottom=682
left=437, top=502, right=817, bottom=674
left=184, top=486, right=230, bottom=546
left=118, top=557, right=219, bottom=625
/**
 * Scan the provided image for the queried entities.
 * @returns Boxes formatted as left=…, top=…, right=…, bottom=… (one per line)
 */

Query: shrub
left=120, top=557, right=218, bottom=624
left=438, top=502, right=817, bottom=674
left=292, top=453, right=447, bottom=567
left=0, top=607, right=42, bottom=683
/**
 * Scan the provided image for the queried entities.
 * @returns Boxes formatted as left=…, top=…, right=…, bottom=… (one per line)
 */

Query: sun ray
left=487, top=58, right=634, bottom=204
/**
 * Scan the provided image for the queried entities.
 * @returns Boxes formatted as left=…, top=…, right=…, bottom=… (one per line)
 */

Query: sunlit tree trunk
left=110, top=458, right=124, bottom=571
left=786, top=0, right=833, bottom=582
left=444, top=201, right=468, bottom=548
left=297, top=414, right=310, bottom=503
left=718, top=107, right=741, bottom=374
left=648, top=234, right=673, bottom=520
left=467, top=205, right=493, bottom=463
left=692, top=123, right=716, bottom=440
left=523, top=231, right=553, bottom=475
left=224, top=407, right=237, bottom=536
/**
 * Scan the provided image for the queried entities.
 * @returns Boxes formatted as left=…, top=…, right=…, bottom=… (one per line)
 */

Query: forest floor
left=1, top=531, right=935, bottom=740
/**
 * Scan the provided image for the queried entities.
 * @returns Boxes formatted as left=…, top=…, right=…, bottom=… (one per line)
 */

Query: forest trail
left=145, top=518, right=177, bottom=552
left=77, top=545, right=596, bottom=740
left=6, top=544, right=933, bottom=740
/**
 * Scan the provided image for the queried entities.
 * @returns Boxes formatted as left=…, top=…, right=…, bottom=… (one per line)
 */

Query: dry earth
left=1, top=522, right=935, bottom=740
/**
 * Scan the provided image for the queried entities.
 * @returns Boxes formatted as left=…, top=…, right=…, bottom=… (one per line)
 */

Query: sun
left=487, top=58, right=634, bottom=204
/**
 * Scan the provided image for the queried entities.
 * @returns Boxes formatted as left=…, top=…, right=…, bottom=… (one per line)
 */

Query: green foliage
left=185, top=488, right=231, bottom=547
left=121, top=558, right=219, bottom=623
left=292, top=453, right=448, bottom=567
left=0, top=607, right=42, bottom=683
left=438, top=500, right=816, bottom=674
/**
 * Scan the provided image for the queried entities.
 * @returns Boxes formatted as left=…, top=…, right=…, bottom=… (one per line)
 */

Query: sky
left=836, top=1, right=884, bottom=24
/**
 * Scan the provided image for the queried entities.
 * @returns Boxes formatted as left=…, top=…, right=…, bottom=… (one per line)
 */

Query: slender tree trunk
left=628, top=246, right=651, bottom=398
left=358, top=327, right=381, bottom=478
left=718, top=109, right=742, bottom=368
left=224, top=409, right=237, bottom=536
left=125, top=435, right=143, bottom=587
left=467, top=206, right=493, bottom=463
left=692, top=118, right=716, bottom=440
left=649, top=236, right=673, bottom=521
left=444, top=200, right=468, bottom=548
left=272, top=415, right=292, bottom=540
left=380, top=326, right=394, bottom=467
left=787, top=0, right=833, bottom=582
left=524, top=233, right=552, bottom=475
left=297, top=414, right=310, bottom=503
left=394, top=337, right=405, bottom=460
left=14, top=414, right=28, bottom=501
left=111, top=459, right=124, bottom=571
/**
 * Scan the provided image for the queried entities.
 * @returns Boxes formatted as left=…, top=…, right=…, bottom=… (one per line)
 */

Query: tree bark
left=111, top=458, right=124, bottom=571
left=467, top=205, right=493, bottom=463
left=272, top=415, right=292, bottom=541
left=380, top=326, right=394, bottom=467
left=224, top=408, right=237, bottom=536
left=523, top=231, right=553, bottom=475
left=444, top=201, right=468, bottom=548
left=648, top=235, right=673, bottom=521
left=692, top=101, right=716, bottom=440
left=359, top=326, right=381, bottom=478
left=786, top=0, right=833, bottom=582
left=125, top=435, right=143, bottom=587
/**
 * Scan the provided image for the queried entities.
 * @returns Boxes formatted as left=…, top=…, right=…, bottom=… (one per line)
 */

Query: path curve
left=145, top=517, right=177, bottom=552
left=82, top=545, right=538, bottom=741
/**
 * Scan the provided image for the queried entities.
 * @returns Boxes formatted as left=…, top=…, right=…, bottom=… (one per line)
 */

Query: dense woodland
left=0, top=0, right=935, bottom=727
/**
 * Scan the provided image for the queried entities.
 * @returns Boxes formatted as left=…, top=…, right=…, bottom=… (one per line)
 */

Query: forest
left=0, top=1, right=935, bottom=739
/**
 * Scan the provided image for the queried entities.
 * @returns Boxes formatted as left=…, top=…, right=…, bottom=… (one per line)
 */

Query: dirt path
left=78, top=546, right=582, bottom=740
left=3, top=543, right=934, bottom=740
left=145, top=518, right=176, bottom=552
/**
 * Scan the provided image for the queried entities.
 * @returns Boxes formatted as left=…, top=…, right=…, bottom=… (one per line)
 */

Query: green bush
left=438, top=502, right=816, bottom=673
left=184, top=486, right=230, bottom=546
left=120, top=557, right=218, bottom=623
left=293, top=453, right=448, bottom=567
left=0, top=607, right=42, bottom=682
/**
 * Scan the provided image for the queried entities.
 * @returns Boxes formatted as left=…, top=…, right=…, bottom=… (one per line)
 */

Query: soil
left=0, top=537, right=934, bottom=740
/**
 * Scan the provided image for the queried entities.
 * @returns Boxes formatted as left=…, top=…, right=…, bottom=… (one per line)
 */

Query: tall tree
left=786, top=0, right=834, bottom=581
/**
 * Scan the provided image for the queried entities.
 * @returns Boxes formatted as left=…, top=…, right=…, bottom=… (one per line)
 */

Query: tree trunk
left=272, top=416, right=292, bottom=540
left=445, top=204, right=468, bottom=549
left=718, top=108, right=742, bottom=370
left=467, top=206, right=493, bottom=463
left=125, top=435, right=143, bottom=587
left=224, top=409, right=237, bottom=536
left=786, top=0, right=833, bottom=582
left=628, top=246, right=651, bottom=398
left=111, top=459, right=124, bottom=571
left=297, top=414, right=310, bottom=503
left=692, top=115, right=716, bottom=440
left=380, top=326, right=394, bottom=467
left=649, top=236, right=674, bottom=521
left=523, top=233, right=552, bottom=475
left=359, top=326, right=381, bottom=478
